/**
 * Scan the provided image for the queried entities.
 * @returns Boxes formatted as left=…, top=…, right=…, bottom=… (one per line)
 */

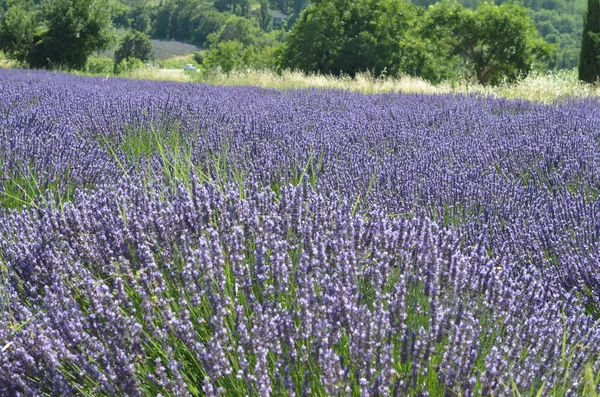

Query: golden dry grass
left=121, top=67, right=599, bottom=103
left=196, top=68, right=600, bottom=103
left=126, top=67, right=196, bottom=83
left=0, top=57, right=18, bottom=69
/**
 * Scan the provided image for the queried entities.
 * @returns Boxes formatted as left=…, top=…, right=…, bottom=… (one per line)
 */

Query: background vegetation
left=0, top=0, right=597, bottom=86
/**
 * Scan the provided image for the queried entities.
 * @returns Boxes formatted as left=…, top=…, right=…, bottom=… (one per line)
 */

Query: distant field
left=97, top=39, right=201, bottom=60
left=150, top=40, right=201, bottom=60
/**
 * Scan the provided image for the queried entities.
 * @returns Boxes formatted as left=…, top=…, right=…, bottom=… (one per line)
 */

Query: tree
left=202, top=40, right=254, bottom=72
left=270, top=0, right=291, bottom=13
left=152, top=0, right=226, bottom=46
left=292, top=0, right=308, bottom=16
left=281, top=0, right=421, bottom=77
left=422, top=1, right=552, bottom=85
left=0, top=0, right=113, bottom=70
left=129, top=2, right=151, bottom=33
left=191, top=10, right=228, bottom=46
left=206, top=15, right=260, bottom=48
left=579, top=0, right=600, bottom=83
left=114, top=30, right=154, bottom=68
left=0, top=0, right=39, bottom=65
left=214, top=0, right=249, bottom=16
left=257, top=0, right=273, bottom=32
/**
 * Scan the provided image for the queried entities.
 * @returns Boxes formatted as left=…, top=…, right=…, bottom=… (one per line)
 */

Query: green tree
left=422, top=1, right=552, bottom=85
left=152, top=0, right=226, bottom=46
left=257, top=0, right=273, bottom=32
left=151, top=0, right=175, bottom=39
left=114, top=30, right=154, bottom=72
left=282, top=0, right=422, bottom=77
left=270, top=0, right=291, bottom=13
left=0, top=0, right=113, bottom=70
left=202, top=40, right=254, bottom=72
left=0, top=0, right=39, bottom=65
left=214, top=0, right=249, bottom=16
left=36, top=0, right=113, bottom=69
left=191, top=10, right=228, bottom=46
left=579, top=0, right=600, bottom=83
left=203, top=40, right=280, bottom=72
left=129, top=1, right=151, bottom=33
left=206, top=14, right=260, bottom=47
left=292, top=0, right=308, bottom=15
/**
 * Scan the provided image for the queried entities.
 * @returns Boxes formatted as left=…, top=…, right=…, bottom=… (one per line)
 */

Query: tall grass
left=121, top=66, right=599, bottom=103
left=0, top=52, right=18, bottom=69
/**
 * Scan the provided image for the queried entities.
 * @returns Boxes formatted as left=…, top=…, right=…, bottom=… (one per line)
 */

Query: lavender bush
left=0, top=69, right=599, bottom=396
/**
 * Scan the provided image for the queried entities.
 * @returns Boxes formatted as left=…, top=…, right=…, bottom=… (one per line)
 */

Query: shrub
left=85, top=57, right=113, bottom=74
left=113, top=57, right=145, bottom=75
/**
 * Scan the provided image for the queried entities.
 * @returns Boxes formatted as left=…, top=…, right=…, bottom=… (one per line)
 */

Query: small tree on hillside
left=114, top=31, right=154, bottom=73
left=579, top=0, right=600, bottom=83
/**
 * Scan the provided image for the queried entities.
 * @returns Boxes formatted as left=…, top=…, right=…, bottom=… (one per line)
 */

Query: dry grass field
left=121, top=66, right=599, bottom=104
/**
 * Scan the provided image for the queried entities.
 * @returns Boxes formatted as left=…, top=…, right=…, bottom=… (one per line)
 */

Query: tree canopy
left=282, top=0, right=552, bottom=85
left=0, top=0, right=113, bottom=70
left=421, top=1, right=553, bottom=85
left=411, top=0, right=586, bottom=69
left=114, top=30, right=154, bottom=65
left=281, top=0, right=420, bottom=78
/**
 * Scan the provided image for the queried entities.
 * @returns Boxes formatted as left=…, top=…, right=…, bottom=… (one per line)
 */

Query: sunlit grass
left=0, top=52, right=18, bottom=69
left=125, top=67, right=196, bottom=83
left=117, top=65, right=600, bottom=104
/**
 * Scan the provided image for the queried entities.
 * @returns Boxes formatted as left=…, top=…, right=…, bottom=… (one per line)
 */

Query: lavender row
left=1, top=179, right=598, bottom=395
left=2, top=70, right=600, bottom=314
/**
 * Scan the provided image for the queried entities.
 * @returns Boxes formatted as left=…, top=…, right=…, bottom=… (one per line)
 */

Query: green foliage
left=203, top=40, right=280, bottom=72
left=0, top=0, right=39, bottom=65
left=270, top=0, right=291, bottom=13
left=192, top=10, right=229, bottom=46
left=257, top=0, right=273, bottom=32
left=152, top=0, right=227, bottom=47
left=114, top=30, right=154, bottom=72
left=214, top=0, right=249, bottom=16
left=202, top=13, right=284, bottom=73
left=129, top=0, right=152, bottom=33
left=422, top=1, right=553, bottom=85
left=396, top=34, right=460, bottom=83
left=292, top=0, right=308, bottom=16
left=206, top=14, right=261, bottom=47
left=114, top=57, right=144, bottom=74
left=32, top=0, right=113, bottom=70
left=579, top=0, right=600, bottom=83
left=203, top=40, right=250, bottom=72
left=411, top=0, right=585, bottom=70
left=282, top=0, right=423, bottom=78
left=0, top=0, right=114, bottom=70
left=85, top=57, right=114, bottom=74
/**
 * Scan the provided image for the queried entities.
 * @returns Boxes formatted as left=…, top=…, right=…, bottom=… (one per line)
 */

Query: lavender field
left=0, top=69, right=599, bottom=396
